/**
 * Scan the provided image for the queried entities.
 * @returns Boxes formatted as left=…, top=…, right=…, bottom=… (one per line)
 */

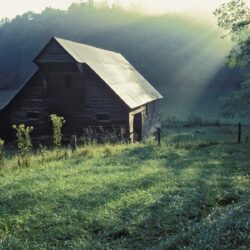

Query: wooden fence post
left=157, top=127, right=161, bottom=146
left=70, top=135, right=77, bottom=152
left=238, top=122, right=241, bottom=144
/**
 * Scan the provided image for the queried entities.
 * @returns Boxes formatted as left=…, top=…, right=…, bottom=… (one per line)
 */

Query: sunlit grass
left=0, top=127, right=250, bottom=249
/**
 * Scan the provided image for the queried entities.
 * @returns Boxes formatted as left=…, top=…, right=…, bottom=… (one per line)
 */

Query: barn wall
left=42, top=63, right=130, bottom=136
left=35, top=38, right=130, bottom=135
left=141, top=101, right=161, bottom=139
left=9, top=63, right=88, bottom=138
left=0, top=107, right=12, bottom=140
left=129, top=100, right=161, bottom=142
left=81, top=65, right=130, bottom=131
left=9, top=62, right=130, bottom=140
left=42, top=63, right=86, bottom=135
left=10, top=71, right=50, bottom=138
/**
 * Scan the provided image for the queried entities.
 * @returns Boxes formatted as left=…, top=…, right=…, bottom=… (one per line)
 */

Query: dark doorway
left=133, top=112, right=142, bottom=142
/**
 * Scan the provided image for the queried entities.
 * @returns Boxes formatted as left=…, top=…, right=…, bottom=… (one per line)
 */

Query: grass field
left=0, top=126, right=250, bottom=249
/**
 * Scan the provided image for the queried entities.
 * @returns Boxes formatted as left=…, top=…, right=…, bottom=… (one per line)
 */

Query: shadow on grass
left=0, top=142, right=249, bottom=249
left=111, top=145, right=248, bottom=249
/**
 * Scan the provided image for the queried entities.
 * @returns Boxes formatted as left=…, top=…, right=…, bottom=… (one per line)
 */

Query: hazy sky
left=0, top=0, right=249, bottom=19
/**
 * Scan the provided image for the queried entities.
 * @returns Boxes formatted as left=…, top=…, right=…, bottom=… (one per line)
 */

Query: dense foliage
left=220, top=78, right=250, bottom=118
left=214, top=0, right=250, bottom=68
left=0, top=2, right=240, bottom=118
left=214, top=0, right=250, bottom=119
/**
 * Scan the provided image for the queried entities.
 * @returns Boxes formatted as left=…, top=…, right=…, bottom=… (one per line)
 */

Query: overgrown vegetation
left=50, top=114, right=66, bottom=148
left=82, top=126, right=128, bottom=145
left=0, top=127, right=249, bottom=249
left=12, top=124, right=33, bottom=167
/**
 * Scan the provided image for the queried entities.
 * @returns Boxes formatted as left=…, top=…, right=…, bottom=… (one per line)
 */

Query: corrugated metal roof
left=54, top=37, right=163, bottom=109
left=0, top=70, right=38, bottom=111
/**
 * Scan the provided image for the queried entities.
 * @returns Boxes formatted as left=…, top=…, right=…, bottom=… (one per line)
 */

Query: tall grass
left=0, top=127, right=249, bottom=249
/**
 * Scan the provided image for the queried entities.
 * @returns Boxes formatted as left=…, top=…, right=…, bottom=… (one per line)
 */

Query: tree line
left=0, top=0, right=243, bottom=118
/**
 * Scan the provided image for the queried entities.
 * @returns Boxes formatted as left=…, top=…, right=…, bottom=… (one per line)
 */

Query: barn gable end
left=34, top=39, right=74, bottom=64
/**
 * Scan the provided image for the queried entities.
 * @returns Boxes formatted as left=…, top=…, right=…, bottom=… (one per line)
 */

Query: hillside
left=0, top=3, right=240, bottom=118
left=0, top=127, right=250, bottom=249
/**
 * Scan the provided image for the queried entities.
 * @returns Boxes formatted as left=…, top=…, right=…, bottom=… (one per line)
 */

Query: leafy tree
left=214, top=0, right=250, bottom=143
left=214, top=0, right=250, bottom=67
left=220, top=78, right=250, bottom=118
left=215, top=1, right=250, bottom=114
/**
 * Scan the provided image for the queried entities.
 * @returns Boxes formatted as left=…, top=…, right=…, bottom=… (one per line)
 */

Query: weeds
left=12, top=124, right=33, bottom=167
left=50, top=114, right=66, bottom=148
left=83, top=126, right=128, bottom=145
left=39, top=144, right=48, bottom=164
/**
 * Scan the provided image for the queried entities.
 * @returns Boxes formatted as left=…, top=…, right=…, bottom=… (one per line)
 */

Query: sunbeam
left=1, top=0, right=250, bottom=19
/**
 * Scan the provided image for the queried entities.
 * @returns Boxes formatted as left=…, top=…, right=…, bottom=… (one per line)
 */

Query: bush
left=12, top=124, right=33, bottom=167
left=50, top=114, right=66, bottom=148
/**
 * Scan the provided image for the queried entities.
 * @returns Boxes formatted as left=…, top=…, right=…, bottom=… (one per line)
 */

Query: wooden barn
left=0, top=37, right=163, bottom=142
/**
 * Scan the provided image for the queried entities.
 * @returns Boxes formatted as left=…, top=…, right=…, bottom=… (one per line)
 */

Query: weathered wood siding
left=35, top=39, right=130, bottom=135
left=10, top=71, right=49, bottom=137
left=81, top=65, right=129, bottom=128
left=9, top=62, right=130, bottom=139
left=0, top=107, right=12, bottom=140
left=129, top=100, right=161, bottom=142
left=141, top=101, right=161, bottom=139
left=35, top=40, right=74, bottom=64
left=43, top=63, right=129, bottom=135
left=42, top=63, right=86, bottom=135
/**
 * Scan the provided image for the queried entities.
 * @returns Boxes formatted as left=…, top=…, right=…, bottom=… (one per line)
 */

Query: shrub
left=50, top=114, right=66, bottom=148
left=12, top=124, right=33, bottom=167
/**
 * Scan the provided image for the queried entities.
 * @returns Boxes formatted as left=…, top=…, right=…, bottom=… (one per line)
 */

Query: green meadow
left=0, top=126, right=250, bottom=249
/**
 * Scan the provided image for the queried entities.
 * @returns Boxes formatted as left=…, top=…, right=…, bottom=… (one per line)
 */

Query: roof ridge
left=54, top=36, right=120, bottom=56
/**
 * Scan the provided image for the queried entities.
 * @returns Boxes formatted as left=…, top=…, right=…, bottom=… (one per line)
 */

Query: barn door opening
left=133, top=112, right=142, bottom=142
